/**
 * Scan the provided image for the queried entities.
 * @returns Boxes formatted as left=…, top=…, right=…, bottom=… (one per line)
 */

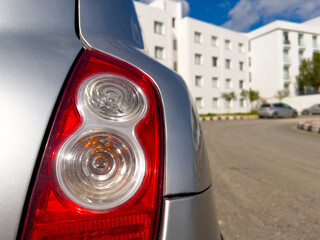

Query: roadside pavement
left=297, top=119, right=320, bottom=133
left=200, top=115, right=258, bottom=121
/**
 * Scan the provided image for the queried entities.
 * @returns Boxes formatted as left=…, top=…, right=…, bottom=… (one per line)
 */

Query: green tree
left=221, top=92, right=237, bottom=114
left=241, top=89, right=250, bottom=112
left=312, top=52, right=320, bottom=93
left=274, top=90, right=289, bottom=102
left=241, top=89, right=260, bottom=111
left=249, top=89, right=260, bottom=103
left=296, top=52, right=320, bottom=94
left=296, top=59, right=312, bottom=91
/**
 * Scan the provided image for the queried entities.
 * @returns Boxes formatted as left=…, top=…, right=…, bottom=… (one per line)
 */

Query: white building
left=248, top=20, right=320, bottom=99
left=178, top=18, right=248, bottom=114
left=134, top=0, right=320, bottom=113
left=134, top=0, right=249, bottom=114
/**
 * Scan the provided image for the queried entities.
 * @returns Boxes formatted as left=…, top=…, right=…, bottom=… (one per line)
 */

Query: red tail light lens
left=269, top=107, right=273, bottom=111
left=21, top=49, right=164, bottom=240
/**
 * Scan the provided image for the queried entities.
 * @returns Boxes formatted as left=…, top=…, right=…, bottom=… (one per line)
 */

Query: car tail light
left=269, top=107, right=273, bottom=111
left=20, top=49, right=164, bottom=240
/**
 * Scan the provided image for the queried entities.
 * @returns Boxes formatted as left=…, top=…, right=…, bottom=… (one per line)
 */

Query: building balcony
left=283, top=75, right=292, bottom=82
left=298, top=42, right=306, bottom=49
left=283, top=57, right=291, bottom=65
left=283, top=40, right=291, bottom=47
left=313, top=46, right=320, bottom=53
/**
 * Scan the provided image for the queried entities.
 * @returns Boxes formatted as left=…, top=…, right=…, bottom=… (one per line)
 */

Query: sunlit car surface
left=258, top=103, right=298, bottom=118
left=301, top=104, right=320, bottom=115
left=0, top=0, right=221, bottom=239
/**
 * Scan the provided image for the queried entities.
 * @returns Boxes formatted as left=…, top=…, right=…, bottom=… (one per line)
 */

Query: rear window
left=261, top=104, right=270, bottom=107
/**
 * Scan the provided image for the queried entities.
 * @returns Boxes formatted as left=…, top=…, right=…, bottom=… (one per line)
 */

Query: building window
left=212, top=57, right=218, bottom=67
left=155, top=46, right=164, bottom=59
left=211, top=36, right=218, bottom=47
left=284, top=83, right=290, bottom=92
left=239, top=61, right=244, bottom=71
left=212, top=98, right=219, bottom=108
left=239, top=98, right=244, bottom=107
left=173, top=39, right=177, bottom=50
left=283, top=49, right=289, bottom=62
left=249, top=72, right=252, bottom=82
left=194, top=53, right=202, bottom=65
left=154, top=21, right=164, bottom=35
left=195, top=75, right=203, bottom=87
left=239, top=80, right=244, bottom=89
left=195, top=97, right=204, bottom=108
left=173, top=61, right=178, bottom=71
left=212, top=77, right=219, bottom=88
left=313, top=35, right=318, bottom=48
left=283, top=31, right=290, bottom=44
left=225, top=59, right=231, bottom=69
left=225, top=39, right=231, bottom=50
left=283, top=66, right=289, bottom=80
left=172, top=18, right=175, bottom=28
left=298, top=33, right=304, bottom=46
left=238, top=43, right=244, bottom=53
left=249, top=57, right=251, bottom=67
left=299, top=50, right=304, bottom=63
left=194, top=32, right=202, bottom=43
left=225, top=79, right=231, bottom=89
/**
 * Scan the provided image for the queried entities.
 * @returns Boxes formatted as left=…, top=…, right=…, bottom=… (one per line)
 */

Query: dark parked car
left=0, top=0, right=221, bottom=239
left=258, top=103, right=298, bottom=118
left=301, top=104, right=320, bottom=115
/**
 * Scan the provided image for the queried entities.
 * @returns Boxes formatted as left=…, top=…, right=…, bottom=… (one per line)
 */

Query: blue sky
left=138, top=0, right=320, bottom=32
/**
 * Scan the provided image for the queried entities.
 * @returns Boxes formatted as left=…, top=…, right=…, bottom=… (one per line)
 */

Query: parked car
left=0, top=0, right=221, bottom=239
left=301, top=104, right=320, bottom=115
left=258, top=103, right=298, bottom=118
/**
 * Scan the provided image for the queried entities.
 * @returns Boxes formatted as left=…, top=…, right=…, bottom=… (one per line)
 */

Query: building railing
left=283, top=39, right=290, bottom=45
left=283, top=57, right=291, bottom=64
left=283, top=75, right=291, bottom=81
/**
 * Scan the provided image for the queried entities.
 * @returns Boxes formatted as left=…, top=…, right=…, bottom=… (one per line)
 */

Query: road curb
left=297, top=120, right=320, bottom=133
left=200, top=115, right=258, bottom=121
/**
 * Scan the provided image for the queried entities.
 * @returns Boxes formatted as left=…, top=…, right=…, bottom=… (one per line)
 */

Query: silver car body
left=0, top=0, right=220, bottom=239
left=302, top=104, right=320, bottom=115
left=258, top=103, right=297, bottom=118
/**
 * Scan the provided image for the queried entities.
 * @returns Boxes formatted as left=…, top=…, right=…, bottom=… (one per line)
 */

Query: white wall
left=303, top=17, right=320, bottom=27
left=135, top=1, right=174, bottom=68
left=248, top=20, right=320, bottom=99
left=135, top=0, right=249, bottom=114
left=250, top=30, right=280, bottom=98
left=177, top=17, right=248, bottom=114
left=269, top=95, right=320, bottom=113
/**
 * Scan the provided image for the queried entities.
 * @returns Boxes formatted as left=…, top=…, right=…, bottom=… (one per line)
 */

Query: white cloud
left=223, top=0, right=259, bottom=32
left=223, top=0, right=320, bottom=32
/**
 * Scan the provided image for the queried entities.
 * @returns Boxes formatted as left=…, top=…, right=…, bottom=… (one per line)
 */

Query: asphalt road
left=202, top=117, right=320, bottom=240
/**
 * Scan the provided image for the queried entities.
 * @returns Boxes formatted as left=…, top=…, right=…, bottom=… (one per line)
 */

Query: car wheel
left=272, top=112, right=278, bottom=119
left=258, top=115, right=263, bottom=119
left=292, top=112, right=297, bottom=118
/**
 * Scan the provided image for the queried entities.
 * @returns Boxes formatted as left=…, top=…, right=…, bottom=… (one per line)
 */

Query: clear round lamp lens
left=56, top=130, right=145, bottom=210
left=84, top=75, right=146, bottom=122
